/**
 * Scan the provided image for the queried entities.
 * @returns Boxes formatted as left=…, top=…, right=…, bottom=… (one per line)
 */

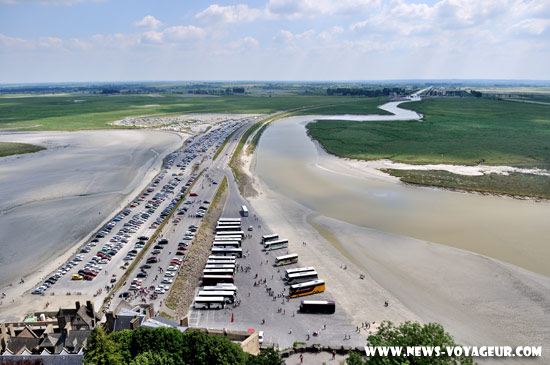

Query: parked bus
left=202, top=283, right=238, bottom=294
left=208, top=256, right=236, bottom=262
left=216, top=225, right=242, bottom=232
left=198, top=290, right=236, bottom=303
left=213, top=241, right=241, bottom=249
left=287, top=271, right=318, bottom=285
left=263, top=239, right=288, bottom=251
left=216, top=231, right=245, bottom=238
left=261, top=234, right=279, bottom=244
left=289, top=280, right=326, bottom=298
left=217, top=221, right=242, bottom=227
left=274, top=253, right=299, bottom=266
left=207, top=260, right=236, bottom=265
left=203, top=268, right=235, bottom=275
left=218, top=218, right=242, bottom=224
left=204, top=264, right=236, bottom=272
left=241, top=205, right=249, bottom=217
left=214, top=235, right=242, bottom=242
left=193, top=296, right=225, bottom=309
left=211, top=247, right=243, bottom=258
left=285, top=267, right=316, bottom=280
left=299, top=300, right=336, bottom=314
left=201, top=275, right=234, bottom=286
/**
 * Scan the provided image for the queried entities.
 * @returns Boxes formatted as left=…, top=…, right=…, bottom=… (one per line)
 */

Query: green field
left=0, top=142, right=46, bottom=157
left=0, top=94, right=382, bottom=131
left=308, top=98, right=550, bottom=168
left=291, top=97, right=392, bottom=115
left=385, top=169, right=550, bottom=200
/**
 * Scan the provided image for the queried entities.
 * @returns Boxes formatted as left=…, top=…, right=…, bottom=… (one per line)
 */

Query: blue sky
left=1, top=0, right=549, bottom=83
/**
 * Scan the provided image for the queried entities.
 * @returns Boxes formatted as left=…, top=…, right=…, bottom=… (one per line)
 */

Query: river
left=254, top=102, right=550, bottom=276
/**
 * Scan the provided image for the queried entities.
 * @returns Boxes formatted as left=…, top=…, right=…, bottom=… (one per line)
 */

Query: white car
left=167, top=266, right=178, bottom=271
left=258, top=331, right=264, bottom=344
left=164, top=272, right=175, bottom=277
left=154, top=287, right=165, bottom=294
left=161, top=278, right=173, bottom=284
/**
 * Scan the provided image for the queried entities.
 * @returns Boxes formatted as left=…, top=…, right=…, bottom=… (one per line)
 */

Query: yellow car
left=71, top=274, right=83, bottom=280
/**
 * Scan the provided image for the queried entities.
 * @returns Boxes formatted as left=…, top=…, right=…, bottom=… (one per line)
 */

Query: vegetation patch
left=308, top=98, right=550, bottom=168
left=384, top=169, right=550, bottom=200
left=0, top=142, right=46, bottom=157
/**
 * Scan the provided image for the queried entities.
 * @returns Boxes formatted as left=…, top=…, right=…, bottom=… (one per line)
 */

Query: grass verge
left=0, top=142, right=46, bottom=157
left=384, top=169, right=550, bottom=200
left=166, top=176, right=228, bottom=315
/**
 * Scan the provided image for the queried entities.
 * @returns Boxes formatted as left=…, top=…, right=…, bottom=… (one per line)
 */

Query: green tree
left=130, top=350, right=176, bottom=365
left=364, top=321, right=474, bottom=365
left=109, top=329, right=133, bottom=363
left=181, top=330, right=247, bottom=365
left=347, top=351, right=367, bottom=365
left=247, top=348, right=284, bottom=365
left=83, top=327, right=124, bottom=365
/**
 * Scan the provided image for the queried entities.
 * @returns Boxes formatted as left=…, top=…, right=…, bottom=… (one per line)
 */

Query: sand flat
left=0, top=130, right=183, bottom=289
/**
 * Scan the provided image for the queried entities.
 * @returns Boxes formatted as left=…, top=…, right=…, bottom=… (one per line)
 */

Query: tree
left=362, top=321, right=474, bottom=365
left=84, top=327, right=124, bottom=365
left=181, top=330, right=248, bottom=365
left=130, top=351, right=176, bottom=365
left=247, top=348, right=284, bottom=365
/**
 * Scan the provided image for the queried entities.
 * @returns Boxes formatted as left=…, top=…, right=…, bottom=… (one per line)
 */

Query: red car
left=189, top=192, right=198, bottom=197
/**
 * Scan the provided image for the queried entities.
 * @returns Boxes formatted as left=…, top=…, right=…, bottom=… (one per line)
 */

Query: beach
left=0, top=130, right=183, bottom=319
left=244, top=120, right=550, bottom=363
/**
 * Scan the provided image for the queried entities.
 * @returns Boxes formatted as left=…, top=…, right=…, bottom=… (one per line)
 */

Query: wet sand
left=0, top=130, right=183, bottom=291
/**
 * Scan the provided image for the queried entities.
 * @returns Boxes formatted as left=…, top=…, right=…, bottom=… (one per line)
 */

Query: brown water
left=255, top=107, right=550, bottom=277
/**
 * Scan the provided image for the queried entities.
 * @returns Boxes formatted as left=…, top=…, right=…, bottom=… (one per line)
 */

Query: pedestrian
left=300, top=354, right=303, bottom=363
left=332, top=350, right=336, bottom=359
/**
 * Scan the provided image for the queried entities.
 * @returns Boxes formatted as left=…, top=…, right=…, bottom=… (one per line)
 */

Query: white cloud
left=229, top=36, right=259, bottom=50
left=509, top=18, right=550, bottom=35
left=195, top=4, right=263, bottom=23
left=163, top=25, right=206, bottom=42
left=135, top=15, right=163, bottom=30
left=318, top=26, right=344, bottom=41
left=273, top=29, right=315, bottom=43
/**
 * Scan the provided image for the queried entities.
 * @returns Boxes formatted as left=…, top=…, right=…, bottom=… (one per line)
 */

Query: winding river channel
left=255, top=101, right=550, bottom=276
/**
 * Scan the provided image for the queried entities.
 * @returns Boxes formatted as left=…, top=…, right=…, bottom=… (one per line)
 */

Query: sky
left=0, top=0, right=549, bottom=83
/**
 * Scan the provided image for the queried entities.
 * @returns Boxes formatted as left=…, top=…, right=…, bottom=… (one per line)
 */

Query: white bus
left=218, top=218, right=242, bottom=224
left=261, top=234, right=279, bottom=244
left=211, top=247, right=243, bottom=258
left=263, top=239, right=288, bottom=251
left=217, top=221, right=242, bottom=227
left=213, top=241, right=241, bottom=249
left=287, top=271, right=318, bottom=285
left=208, top=255, right=236, bottom=262
left=198, top=290, right=236, bottom=303
left=207, top=260, right=236, bottom=266
left=202, top=283, right=238, bottom=294
left=193, top=296, right=225, bottom=309
left=214, top=235, right=242, bottom=242
left=203, top=268, right=235, bottom=275
left=216, top=231, right=245, bottom=238
left=274, top=253, right=299, bottom=266
left=204, top=264, right=236, bottom=271
left=285, top=267, right=316, bottom=280
left=241, top=205, right=249, bottom=217
left=216, top=225, right=242, bottom=232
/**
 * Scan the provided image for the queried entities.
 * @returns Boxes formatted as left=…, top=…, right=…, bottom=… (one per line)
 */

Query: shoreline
left=243, top=122, right=550, bottom=362
left=0, top=130, right=186, bottom=322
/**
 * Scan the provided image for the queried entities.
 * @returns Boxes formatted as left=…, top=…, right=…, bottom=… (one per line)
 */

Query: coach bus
left=198, top=290, right=236, bottom=304
left=218, top=218, right=242, bottom=224
left=211, top=247, right=243, bottom=258
left=204, top=264, right=236, bottom=272
left=216, top=230, right=245, bottom=238
left=287, top=271, right=318, bottom=285
left=201, top=275, right=234, bottom=286
left=193, top=296, right=225, bottom=309
left=216, top=221, right=242, bottom=229
left=202, top=283, right=238, bottom=294
left=299, top=300, right=336, bottom=314
left=289, top=280, right=325, bottom=298
left=285, top=267, right=316, bottom=280
left=241, top=205, right=249, bottom=217
left=215, top=225, right=242, bottom=232
left=274, top=253, right=299, bottom=266
left=261, top=234, right=279, bottom=244
left=214, top=235, right=242, bottom=242
left=208, top=255, right=236, bottom=262
left=263, top=239, right=288, bottom=251
left=203, top=268, right=235, bottom=276
left=207, top=259, right=236, bottom=266
left=213, top=241, right=241, bottom=248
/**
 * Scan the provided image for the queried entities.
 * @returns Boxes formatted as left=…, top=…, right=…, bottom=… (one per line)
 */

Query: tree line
left=326, top=87, right=405, bottom=97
